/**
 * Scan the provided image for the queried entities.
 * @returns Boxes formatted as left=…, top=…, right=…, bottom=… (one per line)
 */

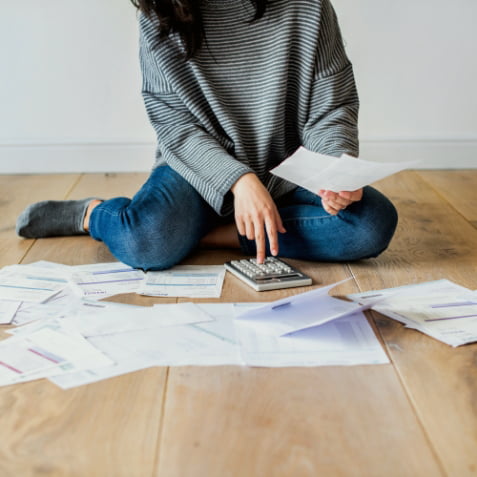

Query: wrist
left=230, top=172, right=256, bottom=195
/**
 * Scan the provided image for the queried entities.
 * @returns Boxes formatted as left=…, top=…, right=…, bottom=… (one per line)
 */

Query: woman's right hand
left=231, top=173, right=286, bottom=264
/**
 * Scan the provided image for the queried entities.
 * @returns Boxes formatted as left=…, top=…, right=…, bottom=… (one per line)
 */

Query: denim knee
left=349, top=187, right=398, bottom=259
left=88, top=166, right=218, bottom=270
left=114, top=227, right=191, bottom=271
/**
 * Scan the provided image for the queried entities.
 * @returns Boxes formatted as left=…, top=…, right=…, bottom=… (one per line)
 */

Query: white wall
left=334, top=0, right=477, bottom=166
left=0, top=0, right=476, bottom=172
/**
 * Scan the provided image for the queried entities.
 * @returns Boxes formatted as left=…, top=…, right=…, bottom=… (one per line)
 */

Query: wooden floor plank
left=0, top=172, right=167, bottom=477
left=157, top=366, right=442, bottom=477
left=349, top=171, right=477, bottom=476
left=67, top=172, right=149, bottom=201
left=0, top=369, right=166, bottom=477
left=0, top=174, right=80, bottom=267
left=417, top=170, right=477, bottom=223
left=348, top=171, right=477, bottom=290
left=156, top=251, right=443, bottom=477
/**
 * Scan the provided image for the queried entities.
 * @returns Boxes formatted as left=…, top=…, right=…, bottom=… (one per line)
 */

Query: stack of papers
left=5, top=300, right=388, bottom=389
left=0, top=262, right=391, bottom=388
left=0, top=323, right=113, bottom=387
left=6, top=302, right=215, bottom=388
left=2, top=258, right=473, bottom=390
left=0, top=261, right=227, bottom=328
left=347, top=279, right=477, bottom=347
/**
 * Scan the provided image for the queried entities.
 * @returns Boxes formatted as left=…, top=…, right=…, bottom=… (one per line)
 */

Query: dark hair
left=130, top=0, right=268, bottom=59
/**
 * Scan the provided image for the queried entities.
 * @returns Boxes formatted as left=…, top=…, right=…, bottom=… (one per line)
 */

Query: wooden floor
left=0, top=170, right=476, bottom=477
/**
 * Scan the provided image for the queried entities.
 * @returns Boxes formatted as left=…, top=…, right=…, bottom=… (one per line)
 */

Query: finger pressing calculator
left=224, top=257, right=312, bottom=291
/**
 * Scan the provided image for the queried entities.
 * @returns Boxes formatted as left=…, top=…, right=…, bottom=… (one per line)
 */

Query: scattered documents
left=0, top=262, right=392, bottom=389
left=0, top=324, right=113, bottom=386
left=139, top=265, right=226, bottom=298
left=1, top=258, right=474, bottom=391
left=49, top=304, right=243, bottom=389
left=49, top=302, right=388, bottom=389
left=234, top=305, right=389, bottom=367
left=10, top=302, right=218, bottom=389
left=270, top=146, right=417, bottom=192
left=347, top=279, right=477, bottom=347
left=235, top=279, right=385, bottom=336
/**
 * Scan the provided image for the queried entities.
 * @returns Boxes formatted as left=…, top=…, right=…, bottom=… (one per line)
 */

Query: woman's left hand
left=318, top=188, right=363, bottom=216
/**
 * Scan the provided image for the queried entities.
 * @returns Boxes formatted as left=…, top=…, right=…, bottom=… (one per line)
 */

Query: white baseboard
left=0, top=140, right=476, bottom=173
left=360, top=139, right=477, bottom=169
left=0, top=143, right=156, bottom=173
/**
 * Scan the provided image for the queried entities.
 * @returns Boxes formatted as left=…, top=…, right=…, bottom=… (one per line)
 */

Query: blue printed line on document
left=425, top=314, right=477, bottom=322
left=92, top=268, right=136, bottom=275
left=145, top=283, right=216, bottom=287
left=430, top=301, right=477, bottom=308
left=77, top=278, right=144, bottom=285
left=170, top=273, right=219, bottom=277
left=0, top=284, right=56, bottom=292
left=26, top=276, right=68, bottom=283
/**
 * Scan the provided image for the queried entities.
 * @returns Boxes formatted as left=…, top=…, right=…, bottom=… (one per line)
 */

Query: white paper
left=48, top=298, right=390, bottom=389
left=139, top=265, right=226, bottom=298
left=0, top=301, right=21, bottom=324
left=62, top=302, right=213, bottom=337
left=28, top=327, right=113, bottom=368
left=8, top=300, right=145, bottom=337
left=62, top=310, right=240, bottom=369
left=70, top=261, right=145, bottom=299
left=234, top=305, right=389, bottom=367
left=0, top=261, right=400, bottom=390
left=271, top=146, right=418, bottom=193
left=56, top=304, right=238, bottom=389
left=0, top=265, right=69, bottom=303
left=0, top=336, right=60, bottom=384
left=0, top=325, right=113, bottom=386
left=347, top=279, right=477, bottom=346
left=115, top=323, right=240, bottom=366
left=234, top=279, right=380, bottom=336
left=49, top=304, right=240, bottom=389
left=11, top=285, right=84, bottom=326
left=49, top=333, right=156, bottom=389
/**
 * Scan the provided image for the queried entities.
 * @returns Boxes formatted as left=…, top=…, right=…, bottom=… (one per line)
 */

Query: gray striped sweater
left=139, top=0, right=359, bottom=215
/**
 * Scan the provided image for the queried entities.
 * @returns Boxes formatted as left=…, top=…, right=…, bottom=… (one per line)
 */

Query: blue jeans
left=89, top=165, right=398, bottom=270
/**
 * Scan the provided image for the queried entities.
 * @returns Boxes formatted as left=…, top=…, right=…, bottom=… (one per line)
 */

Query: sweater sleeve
left=302, top=0, right=360, bottom=158
left=139, top=19, right=253, bottom=215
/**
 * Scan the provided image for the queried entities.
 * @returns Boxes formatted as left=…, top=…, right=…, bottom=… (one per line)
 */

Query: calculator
left=224, top=257, right=312, bottom=291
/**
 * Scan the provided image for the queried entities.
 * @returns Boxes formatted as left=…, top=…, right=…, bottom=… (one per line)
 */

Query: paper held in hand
left=270, top=146, right=419, bottom=192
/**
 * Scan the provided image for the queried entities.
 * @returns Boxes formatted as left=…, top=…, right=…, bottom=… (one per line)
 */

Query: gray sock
left=16, top=198, right=101, bottom=238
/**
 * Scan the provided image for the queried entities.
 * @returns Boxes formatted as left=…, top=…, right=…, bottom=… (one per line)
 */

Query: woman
left=17, top=0, right=398, bottom=269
